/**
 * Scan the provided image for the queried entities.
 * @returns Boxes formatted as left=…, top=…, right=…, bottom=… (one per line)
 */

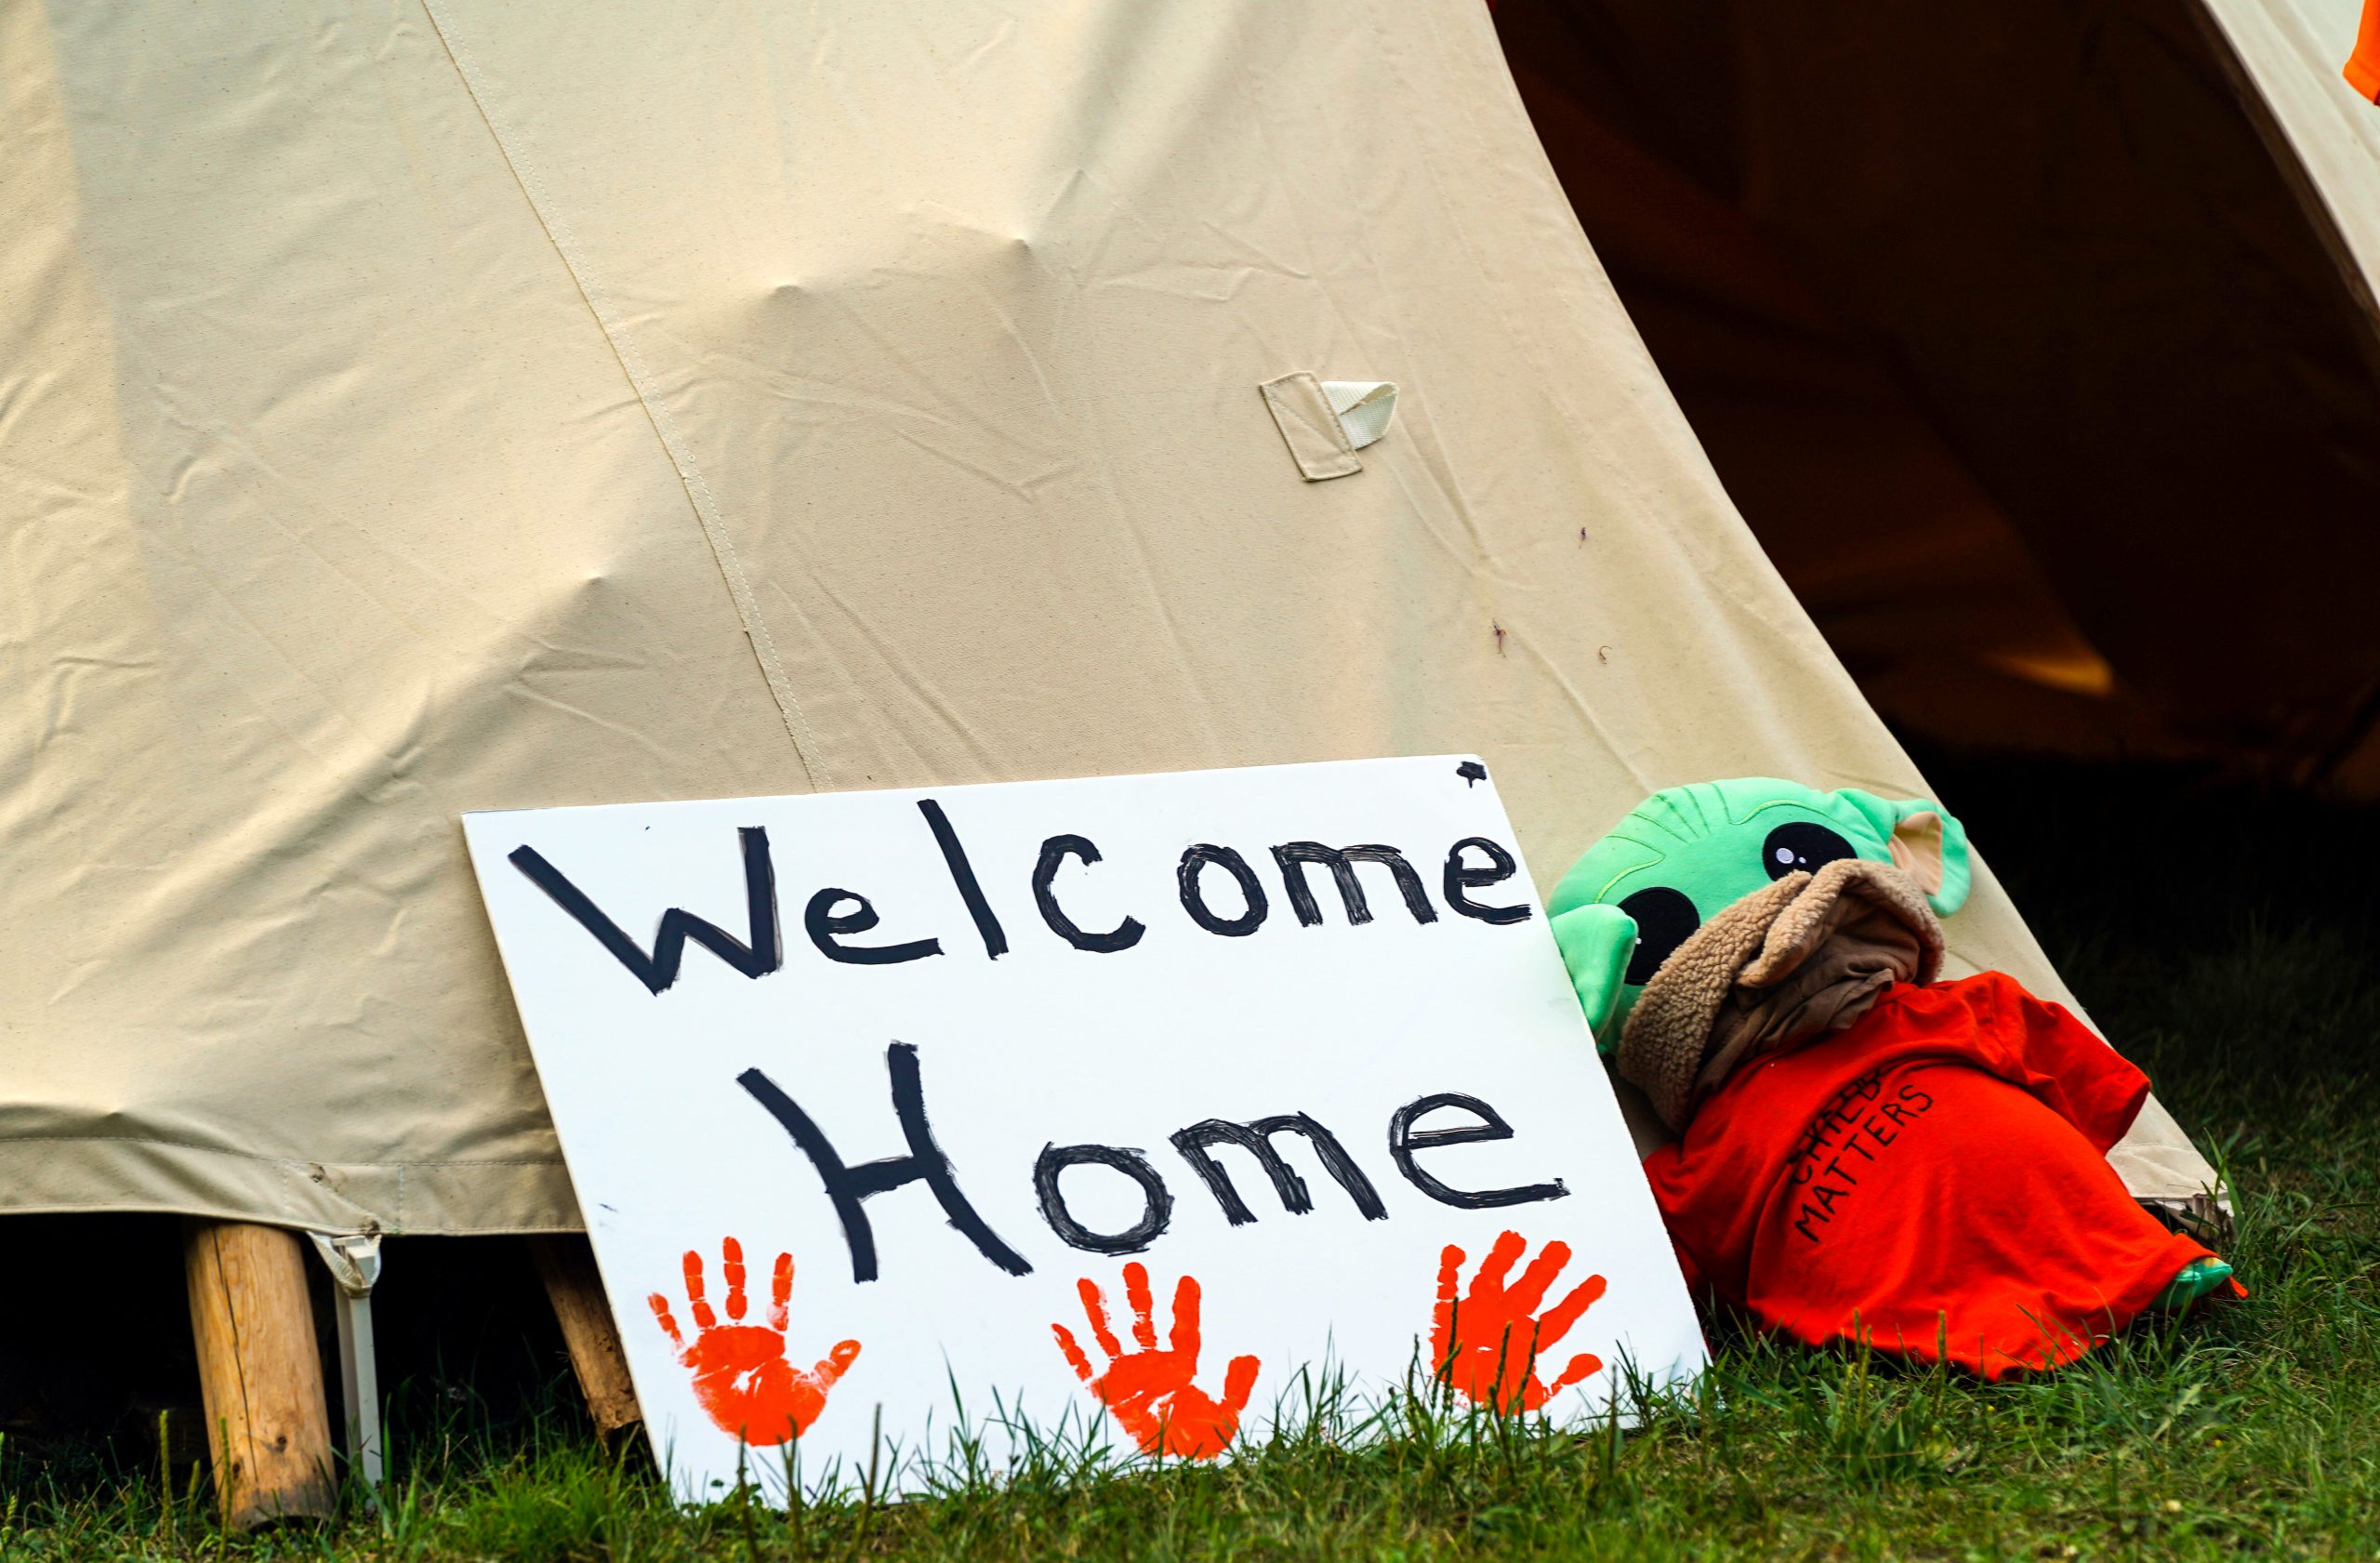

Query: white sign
left=464, top=757, right=1702, bottom=1502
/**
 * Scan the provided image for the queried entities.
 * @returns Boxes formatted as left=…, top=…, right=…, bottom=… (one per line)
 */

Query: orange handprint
left=1052, top=1263, right=1260, bottom=1460
left=1433, top=1230, right=1607, bottom=1414
left=648, top=1238, right=859, bottom=1446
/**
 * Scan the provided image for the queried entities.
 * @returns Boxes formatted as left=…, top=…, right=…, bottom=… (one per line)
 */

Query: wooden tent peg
left=181, top=1219, right=337, bottom=1528
left=529, top=1234, right=642, bottom=1437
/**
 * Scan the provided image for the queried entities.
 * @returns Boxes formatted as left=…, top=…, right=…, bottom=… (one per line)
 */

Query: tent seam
left=0, top=1134, right=560, bottom=1168
left=417, top=0, right=832, bottom=791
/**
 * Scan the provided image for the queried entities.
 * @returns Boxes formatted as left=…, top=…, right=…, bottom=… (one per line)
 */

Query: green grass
left=4, top=755, right=2375, bottom=1559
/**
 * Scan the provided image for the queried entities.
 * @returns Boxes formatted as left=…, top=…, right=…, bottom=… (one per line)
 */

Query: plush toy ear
left=1550, top=903, right=1638, bottom=1050
left=1833, top=788, right=1972, bottom=916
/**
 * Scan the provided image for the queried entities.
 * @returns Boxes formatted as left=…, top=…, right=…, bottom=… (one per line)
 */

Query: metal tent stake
left=307, top=1232, right=384, bottom=1495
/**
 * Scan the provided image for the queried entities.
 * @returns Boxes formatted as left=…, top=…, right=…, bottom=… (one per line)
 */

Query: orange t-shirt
left=1642, top=973, right=2216, bottom=1378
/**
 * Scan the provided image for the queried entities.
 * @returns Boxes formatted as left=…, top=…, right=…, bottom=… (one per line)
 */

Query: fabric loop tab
left=308, top=1232, right=385, bottom=1494
left=1260, top=371, right=1397, bottom=481
left=1321, top=380, right=1398, bottom=449
left=308, top=1230, right=383, bottom=1298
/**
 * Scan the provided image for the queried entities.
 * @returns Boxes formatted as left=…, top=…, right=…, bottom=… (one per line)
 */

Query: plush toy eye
left=1618, top=887, right=1700, bottom=986
left=1763, top=821, right=1857, bottom=881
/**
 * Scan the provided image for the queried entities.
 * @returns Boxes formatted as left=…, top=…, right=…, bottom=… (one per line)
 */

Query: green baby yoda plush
left=1546, top=777, right=1969, bottom=1046
left=1549, top=775, right=2235, bottom=1366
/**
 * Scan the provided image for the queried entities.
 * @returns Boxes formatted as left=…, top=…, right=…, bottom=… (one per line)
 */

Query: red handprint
left=1433, top=1230, right=1607, bottom=1414
left=647, top=1238, right=859, bottom=1446
left=1051, top=1263, right=1260, bottom=1460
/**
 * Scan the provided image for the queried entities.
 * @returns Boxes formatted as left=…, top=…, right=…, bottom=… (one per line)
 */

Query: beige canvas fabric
left=0, top=0, right=2217, bottom=1237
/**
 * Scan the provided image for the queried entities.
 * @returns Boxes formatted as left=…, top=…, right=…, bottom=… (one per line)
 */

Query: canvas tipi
left=8, top=0, right=2307, bottom=1517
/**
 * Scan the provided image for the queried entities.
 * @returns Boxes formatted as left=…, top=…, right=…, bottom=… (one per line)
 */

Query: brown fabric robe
left=1617, top=858, right=1946, bottom=1133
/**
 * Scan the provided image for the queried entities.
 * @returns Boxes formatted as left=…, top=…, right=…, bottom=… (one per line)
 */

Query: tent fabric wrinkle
left=0, top=0, right=2226, bottom=1237
left=422, top=0, right=831, bottom=795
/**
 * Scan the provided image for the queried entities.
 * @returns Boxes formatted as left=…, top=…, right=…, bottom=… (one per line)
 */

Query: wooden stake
left=529, top=1234, right=642, bottom=1437
left=181, top=1220, right=337, bottom=1528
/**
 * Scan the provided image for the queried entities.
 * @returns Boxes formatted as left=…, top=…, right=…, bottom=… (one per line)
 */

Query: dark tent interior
left=1497, top=0, right=2380, bottom=792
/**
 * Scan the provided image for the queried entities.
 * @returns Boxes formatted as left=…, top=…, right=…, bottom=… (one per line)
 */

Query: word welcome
left=507, top=799, right=1532, bottom=995
left=738, top=1041, right=1569, bottom=1283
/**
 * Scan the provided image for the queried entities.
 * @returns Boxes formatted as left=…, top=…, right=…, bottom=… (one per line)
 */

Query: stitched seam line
left=1263, top=376, right=1359, bottom=476
left=0, top=1133, right=563, bottom=1168
left=1287, top=376, right=1359, bottom=464
left=421, top=1, right=830, bottom=790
